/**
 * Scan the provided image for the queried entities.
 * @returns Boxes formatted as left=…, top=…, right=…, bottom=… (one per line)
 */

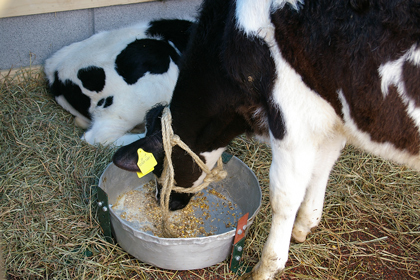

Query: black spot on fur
left=97, top=96, right=114, bottom=108
left=146, top=19, right=194, bottom=53
left=77, top=66, right=106, bottom=92
left=49, top=71, right=91, bottom=119
left=97, top=98, right=104, bottom=107
left=115, top=38, right=180, bottom=85
left=104, top=96, right=113, bottom=108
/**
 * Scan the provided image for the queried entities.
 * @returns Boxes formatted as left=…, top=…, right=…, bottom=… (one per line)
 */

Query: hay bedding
left=0, top=68, right=419, bottom=279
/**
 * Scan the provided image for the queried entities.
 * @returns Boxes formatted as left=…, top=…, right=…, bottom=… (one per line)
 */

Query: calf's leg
left=82, top=118, right=138, bottom=146
left=292, top=134, right=345, bottom=242
left=243, top=137, right=319, bottom=279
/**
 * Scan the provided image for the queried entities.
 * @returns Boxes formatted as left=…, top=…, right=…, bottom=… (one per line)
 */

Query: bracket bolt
left=98, top=201, right=103, bottom=207
left=102, top=206, right=108, bottom=212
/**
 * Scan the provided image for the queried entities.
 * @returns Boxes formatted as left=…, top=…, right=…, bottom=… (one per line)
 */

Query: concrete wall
left=0, top=0, right=202, bottom=71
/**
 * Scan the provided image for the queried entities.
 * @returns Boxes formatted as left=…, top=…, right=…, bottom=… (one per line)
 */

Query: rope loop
left=159, top=107, right=227, bottom=237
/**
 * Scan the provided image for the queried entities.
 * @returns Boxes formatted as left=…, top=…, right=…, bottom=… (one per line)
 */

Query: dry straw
left=0, top=240, right=4, bottom=280
left=1, top=68, right=419, bottom=279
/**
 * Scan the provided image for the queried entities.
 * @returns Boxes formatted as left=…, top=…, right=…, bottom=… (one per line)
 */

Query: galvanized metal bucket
left=98, top=154, right=261, bottom=270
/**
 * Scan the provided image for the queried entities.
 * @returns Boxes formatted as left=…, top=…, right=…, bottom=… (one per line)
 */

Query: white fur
left=292, top=133, right=346, bottom=242
left=81, top=61, right=179, bottom=145
left=235, top=0, right=303, bottom=35
left=379, top=57, right=405, bottom=98
left=192, top=147, right=226, bottom=188
left=406, top=44, right=420, bottom=66
left=44, top=22, right=180, bottom=146
left=235, top=0, right=272, bottom=36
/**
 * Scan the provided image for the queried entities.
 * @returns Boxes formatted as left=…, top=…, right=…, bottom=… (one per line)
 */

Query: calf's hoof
left=75, top=116, right=90, bottom=129
left=291, top=226, right=318, bottom=243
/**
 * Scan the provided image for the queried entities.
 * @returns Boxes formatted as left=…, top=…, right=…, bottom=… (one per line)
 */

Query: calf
left=113, top=0, right=420, bottom=279
left=44, top=19, right=193, bottom=146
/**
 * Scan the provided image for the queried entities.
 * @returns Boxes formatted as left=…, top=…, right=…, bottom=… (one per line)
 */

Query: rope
left=159, top=106, right=227, bottom=237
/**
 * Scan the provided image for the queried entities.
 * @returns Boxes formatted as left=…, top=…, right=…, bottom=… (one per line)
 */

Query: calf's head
left=112, top=104, right=204, bottom=210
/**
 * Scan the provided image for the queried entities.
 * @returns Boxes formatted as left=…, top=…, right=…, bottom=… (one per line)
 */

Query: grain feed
left=111, top=180, right=243, bottom=238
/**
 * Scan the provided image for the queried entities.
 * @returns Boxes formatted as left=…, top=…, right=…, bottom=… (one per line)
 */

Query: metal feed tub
left=98, top=155, right=261, bottom=270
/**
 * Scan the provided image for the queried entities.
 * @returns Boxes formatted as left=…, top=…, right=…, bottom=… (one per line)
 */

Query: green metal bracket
left=230, top=213, right=253, bottom=274
left=95, top=186, right=114, bottom=244
left=222, top=152, right=233, bottom=164
left=230, top=237, right=246, bottom=272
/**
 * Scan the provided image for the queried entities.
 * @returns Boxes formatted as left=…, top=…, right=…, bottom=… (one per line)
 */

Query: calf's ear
left=113, top=138, right=143, bottom=172
left=113, top=103, right=166, bottom=172
left=112, top=136, right=164, bottom=172
left=144, top=104, right=165, bottom=136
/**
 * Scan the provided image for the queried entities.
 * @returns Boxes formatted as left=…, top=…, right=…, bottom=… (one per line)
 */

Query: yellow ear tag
left=136, top=148, right=157, bottom=178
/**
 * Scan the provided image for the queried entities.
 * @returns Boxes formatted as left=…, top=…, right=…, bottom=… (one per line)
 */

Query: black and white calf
left=44, top=19, right=193, bottom=146
left=113, top=0, right=420, bottom=279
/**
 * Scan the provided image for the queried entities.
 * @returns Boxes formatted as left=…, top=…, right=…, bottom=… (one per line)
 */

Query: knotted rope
left=159, top=106, right=227, bottom=237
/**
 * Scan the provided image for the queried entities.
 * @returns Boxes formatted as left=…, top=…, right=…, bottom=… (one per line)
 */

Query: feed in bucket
left=111, top=180, right=243, bottom=238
